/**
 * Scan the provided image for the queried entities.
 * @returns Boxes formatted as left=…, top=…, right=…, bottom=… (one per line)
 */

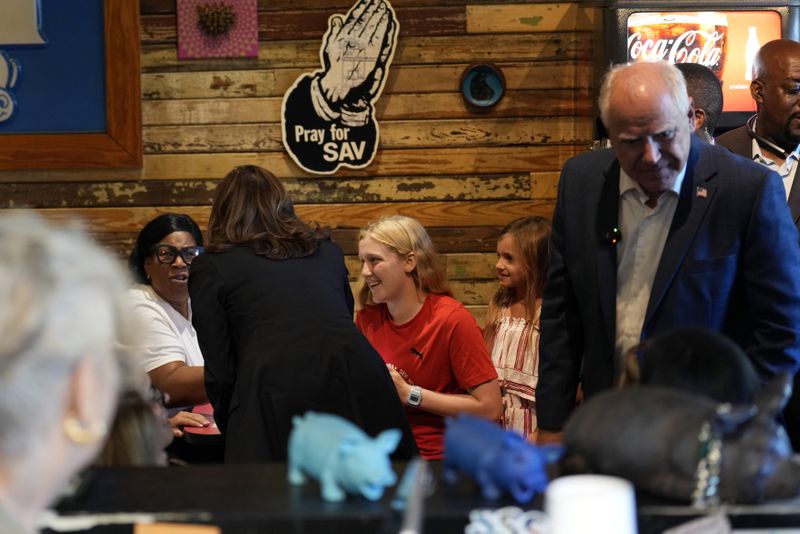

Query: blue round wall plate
left=461, top=64, right=505, bottom=111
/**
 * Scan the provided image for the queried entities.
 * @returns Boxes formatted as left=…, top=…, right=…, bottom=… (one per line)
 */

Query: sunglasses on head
left=152, top=244, right=203, bottom=265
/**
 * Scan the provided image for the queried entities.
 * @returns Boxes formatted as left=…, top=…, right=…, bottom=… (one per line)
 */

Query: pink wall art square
left=177, top=0, right=259, bottom=59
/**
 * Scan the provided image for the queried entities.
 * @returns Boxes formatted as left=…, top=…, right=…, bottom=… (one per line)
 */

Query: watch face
left=408, top=386, right=422, bottom=406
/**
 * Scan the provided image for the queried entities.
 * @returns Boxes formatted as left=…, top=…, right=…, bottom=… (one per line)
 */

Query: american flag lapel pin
left=696, top=186, right=708, bottom=198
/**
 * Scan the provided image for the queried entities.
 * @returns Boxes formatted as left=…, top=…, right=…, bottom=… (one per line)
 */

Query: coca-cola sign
left=624, top=10, right=783, bottom=113
left=627, top=12, right=728, bottom=77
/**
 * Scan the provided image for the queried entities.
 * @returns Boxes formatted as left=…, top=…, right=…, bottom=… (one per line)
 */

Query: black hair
left=674, top=63, right=724, bottom=136
left=207, top=165, right=326, bottom=259
left=128, top=213, right=204, bottom=284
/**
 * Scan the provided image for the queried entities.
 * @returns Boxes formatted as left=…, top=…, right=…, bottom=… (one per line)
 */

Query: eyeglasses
left=152, top=244, right=203, bottom=265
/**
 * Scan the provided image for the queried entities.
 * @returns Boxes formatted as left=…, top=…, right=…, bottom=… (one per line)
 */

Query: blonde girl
left=484, top=216, right=551, bottom=439
left=356, top=215, right=501, bottom=460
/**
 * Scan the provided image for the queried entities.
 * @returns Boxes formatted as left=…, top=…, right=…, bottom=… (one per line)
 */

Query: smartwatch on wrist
left=407, top=385, right=422, bottom=406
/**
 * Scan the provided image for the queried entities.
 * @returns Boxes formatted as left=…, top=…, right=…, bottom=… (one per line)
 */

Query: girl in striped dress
left=484, top=216, right=551, bottom=440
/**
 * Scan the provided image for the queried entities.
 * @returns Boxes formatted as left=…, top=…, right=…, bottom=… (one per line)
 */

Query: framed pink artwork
left=177, top=0, right=259, bottom=60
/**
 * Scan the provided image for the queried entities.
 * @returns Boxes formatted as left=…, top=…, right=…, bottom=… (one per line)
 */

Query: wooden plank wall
left=0, top=0, right=598, bottom=324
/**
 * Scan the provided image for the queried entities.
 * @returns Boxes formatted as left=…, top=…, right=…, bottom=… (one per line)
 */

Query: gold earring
left=63, top=417, right=107, bottom=445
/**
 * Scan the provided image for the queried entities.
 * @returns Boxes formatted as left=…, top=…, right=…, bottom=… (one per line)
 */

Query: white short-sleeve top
left=127, top=284, right=204, bottom=372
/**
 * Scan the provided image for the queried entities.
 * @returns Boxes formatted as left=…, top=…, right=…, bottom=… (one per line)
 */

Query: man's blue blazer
left=537, top=136, right=800, bottom=429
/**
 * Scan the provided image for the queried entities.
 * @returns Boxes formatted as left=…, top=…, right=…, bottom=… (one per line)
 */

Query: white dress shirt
left=615, top=166, right=686, bottom=360
left=752, top=118, right=800, bottom=200
left=751, top=135, right=800, bottom=201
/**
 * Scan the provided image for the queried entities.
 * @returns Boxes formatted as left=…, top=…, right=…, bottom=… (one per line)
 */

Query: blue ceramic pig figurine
left=443, top=415, right=563, bottom=503
left=288, top=411, right=401, bottom=502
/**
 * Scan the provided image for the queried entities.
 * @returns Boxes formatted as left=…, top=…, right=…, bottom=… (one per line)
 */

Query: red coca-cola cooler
left=589, top=0, right=800, bottom=131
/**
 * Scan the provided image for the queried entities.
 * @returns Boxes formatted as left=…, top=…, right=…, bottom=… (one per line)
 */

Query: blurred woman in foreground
left=190, top=165, right=415, bottom=462
left=0, top=214, right=132, bottom=532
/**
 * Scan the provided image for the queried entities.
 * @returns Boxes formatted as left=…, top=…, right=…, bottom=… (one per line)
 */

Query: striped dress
left=489, top=307, right=540, bottom=439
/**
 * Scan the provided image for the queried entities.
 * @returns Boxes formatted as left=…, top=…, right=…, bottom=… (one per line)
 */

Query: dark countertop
left=46, top=463, right=800, bottom=533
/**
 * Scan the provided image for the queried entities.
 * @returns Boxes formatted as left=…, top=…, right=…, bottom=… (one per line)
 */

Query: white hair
left=0, top=213, right=136, bottom=458
left=598, top=62, right=690, bottom=127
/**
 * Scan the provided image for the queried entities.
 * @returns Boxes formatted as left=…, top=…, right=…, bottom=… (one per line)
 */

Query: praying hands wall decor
left=282, top=0, right=399, bottom=174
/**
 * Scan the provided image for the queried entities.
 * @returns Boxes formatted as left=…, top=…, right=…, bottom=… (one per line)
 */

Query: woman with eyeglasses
left=128, top=214, right=210, bottom=431
left=189, top=165, right=416, bottom=462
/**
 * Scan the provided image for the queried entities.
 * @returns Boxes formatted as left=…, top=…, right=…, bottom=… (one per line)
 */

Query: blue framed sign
left=0, top=0, right=141, bottom=170
left=0, top=0, right=106, bottom=132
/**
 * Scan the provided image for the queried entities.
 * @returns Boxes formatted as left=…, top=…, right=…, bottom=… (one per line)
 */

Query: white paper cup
left=544, top=475, right=637, bottom=534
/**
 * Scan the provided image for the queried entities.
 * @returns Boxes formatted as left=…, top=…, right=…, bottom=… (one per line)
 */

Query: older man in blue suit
left=536, top=61, right=800, bottom=442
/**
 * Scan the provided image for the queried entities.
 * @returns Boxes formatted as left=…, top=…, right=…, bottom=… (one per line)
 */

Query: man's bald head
left=751, top=39, right=800, bottom=150
left=753, top=39, right=800, bottom=81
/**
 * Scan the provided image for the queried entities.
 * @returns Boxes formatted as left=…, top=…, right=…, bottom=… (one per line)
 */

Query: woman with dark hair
left=190, top=165, right=415, bottom=462
left=128, top=214, right=210, bottom=427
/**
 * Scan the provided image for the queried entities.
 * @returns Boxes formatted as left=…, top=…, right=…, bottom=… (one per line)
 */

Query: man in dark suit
left=536, top=61, right=800, bottom=441
left=717, top=39, right=800, bottom=230
left=717, top=39, right=800, bottom=450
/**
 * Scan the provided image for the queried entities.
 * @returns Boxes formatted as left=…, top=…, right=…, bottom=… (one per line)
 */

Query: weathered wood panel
left=0, top=168, right=145, bottom=184
left=332, top=226, right=505, bottom=254
left=141, top=145, right=580, bottom=180
left=0, top=173, right=545, bottom=208
left=350, top=251, right=502, bottom=325
left=141, top=7, right=466, bottom=44
left=446, top=253, right=499, bottom=279
left=0, top=164, right=566, bottom=189
left=347, top=279, right=495, bottom=306
left=140, top=0, right=555, bottom=14
left=531, top=171, right=559, bottom=199
left=143, top=117, right=593, bottom=153
left=141, top=63, right=592, bottom=99
left=88, top=226, right=507, bottom=259
left=261, top=7, right=466, bottom=41
left=141, top=33, right=592, bottom=71
left=467, top=4, right=596, bottom=33
left=28, top=199, right=554, bottom=231
left=451, top=280, right=498, bottom=306
left=141, top=3, right=592, bottom=43
left=142, top=90, right=592, bottom=125
left=346, top=252, right=497, bottom=281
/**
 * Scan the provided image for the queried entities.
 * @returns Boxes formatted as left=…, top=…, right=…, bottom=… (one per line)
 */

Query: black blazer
left=717, top=124, right=800, bottom=230
left=718, top=124, right=800, bottom=451
left=537, top=137, right=800, bottom=429
left=189, top=241, right=416, bottom=462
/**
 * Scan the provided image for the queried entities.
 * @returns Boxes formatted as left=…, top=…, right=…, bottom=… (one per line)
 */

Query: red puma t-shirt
left=356, top=293, right=498, bottom=459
